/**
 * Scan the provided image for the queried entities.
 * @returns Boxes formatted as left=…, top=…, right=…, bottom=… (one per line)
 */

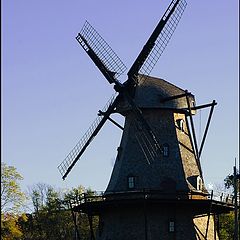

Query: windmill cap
left=118, top=75, right=196, bottom=112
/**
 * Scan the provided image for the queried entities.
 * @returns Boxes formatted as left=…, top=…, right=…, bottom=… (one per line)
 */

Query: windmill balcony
left=70, top=189, right=234, bottom=216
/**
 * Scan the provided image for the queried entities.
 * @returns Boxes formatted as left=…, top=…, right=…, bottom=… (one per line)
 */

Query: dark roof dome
left=117, top=75, right=196, bottom=112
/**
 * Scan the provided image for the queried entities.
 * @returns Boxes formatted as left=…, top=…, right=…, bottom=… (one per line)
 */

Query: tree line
left=1, top=162, right=98, bottom=239
left=1, top=162, right=238, bottom=239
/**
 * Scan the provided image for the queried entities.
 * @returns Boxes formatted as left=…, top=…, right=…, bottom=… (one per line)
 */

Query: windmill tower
left=58, top=0, right=234, bottom=239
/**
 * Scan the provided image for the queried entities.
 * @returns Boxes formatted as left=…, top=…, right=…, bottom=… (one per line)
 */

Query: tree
left=219, top=212, right=235, bottom=240
left=224, top=172, right=240, bottom=193
left=1, top=163, right=99, bottom=239
left=20, top=183, right=98, bottom=240
left=1, top=213, right=27, bottom=240
left=23, top=183, right=69, bottom=239
left=1, top=162, right=27, bottom=240
left=1, top=162, right=26, bottom=214
left=218, top=171, right=239, bottom=240
left=27, top=183, right=52, bottom=214
left=64, top=186, right=99, bottom=239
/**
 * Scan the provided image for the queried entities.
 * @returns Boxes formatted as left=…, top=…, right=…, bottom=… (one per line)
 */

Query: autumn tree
left=21, top=183, right=70, bottom=239
left=20, top=184, right=98, bottom=240
left=1, top=162, right=27, bottom=239
left=1, top=162, right=99, bottom=240
left=1, top=162, right=26, bottom=214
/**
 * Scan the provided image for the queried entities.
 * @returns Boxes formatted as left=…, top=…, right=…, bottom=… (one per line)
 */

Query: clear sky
left=2, top=0, right=239, bottom=193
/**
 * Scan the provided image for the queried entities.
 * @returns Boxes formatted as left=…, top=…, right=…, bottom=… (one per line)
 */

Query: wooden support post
left=185, top=117, right=196, bottom=157
left=69, top=201, right=81, bottom=240
left=108, top=116, right=124, bottom=130
left=88, top=214, right=95, bottom=240
left=195, top=229, right=202, bottom=240
left=98, top=110, right=124, bottom=130
left=213, top=214, right=217, bottom=240
left=199, top=100, right=216, bottom=158
left=194, top=223, right=207, bottom=239
left=205, top=190, right=213, bottom=239
left=185, top=91, right=203, bottom=177
left=216, top=214, right=220, bottom=238
left=191, top=101, right=217, bottom=111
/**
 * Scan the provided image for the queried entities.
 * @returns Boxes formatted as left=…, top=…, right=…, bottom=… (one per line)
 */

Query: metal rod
left=199, top=100, right=216, bottom=158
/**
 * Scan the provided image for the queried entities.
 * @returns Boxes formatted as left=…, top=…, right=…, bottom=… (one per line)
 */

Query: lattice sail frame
left=57, top=94, right=117, bottom=178
left=139, top=0, right=187, bottom=83
left=77, top=21, right=127, bottom=80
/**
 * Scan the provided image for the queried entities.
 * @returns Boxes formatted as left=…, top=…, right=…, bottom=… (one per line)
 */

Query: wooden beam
left=185, top=91, right=203, bottom=177
left=194, top=222, right=207, bottom=239
left=191, top=101, right=217, bottom=110
left=98, top=110, right=124, bottom=130
left=69, top=201, right=81, bottom=240
left=160, top=92, right=192, bottom=103
left=88, top=214, right=95, bottom=240
left=199, top=100, right=216, bottom=158
left=205, top=190, right=213, bottom=239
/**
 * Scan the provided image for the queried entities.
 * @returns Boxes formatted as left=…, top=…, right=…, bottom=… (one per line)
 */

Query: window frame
left=196, top=176, right=202, bottom=191
left=162, top=143, right=169, bottom=157
left=128, top=176, right=136, bottom=189
left=176, top=119, right=184, bottom=132
left=168, top=220, right=175, bottom=233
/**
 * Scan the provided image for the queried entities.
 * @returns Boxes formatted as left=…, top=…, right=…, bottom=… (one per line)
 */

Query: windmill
left=58, top=0, right=234, bottom=239
left=58, top=0, right=187, bottom=180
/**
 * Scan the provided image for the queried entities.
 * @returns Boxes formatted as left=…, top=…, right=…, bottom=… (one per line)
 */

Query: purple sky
left=2, top=0, right=239, bottom=193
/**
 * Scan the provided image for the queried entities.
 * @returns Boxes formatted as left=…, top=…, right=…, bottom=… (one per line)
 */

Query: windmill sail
left=76, top=21, right=127, bottom=84
left=58, top=94, right=119, bottom=180
left=128, top=0, right=187, bottom=84
left=60, top=0, right=188, bottom=179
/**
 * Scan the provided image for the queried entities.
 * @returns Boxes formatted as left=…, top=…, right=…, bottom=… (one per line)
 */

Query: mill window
left=192, top=100, right=196, bottom=108
left=197, top=176, right=202, bottom=191
left=169, top=221, right=175, bottom=232
left=176, top=119, right=184, bottom=132
left=128, top=176, right=135, bottom=189
left=163, top=144, right=169, bottom=157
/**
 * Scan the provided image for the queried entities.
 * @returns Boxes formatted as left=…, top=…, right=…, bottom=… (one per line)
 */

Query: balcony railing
left=65, top=189, right=238, bottom=209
